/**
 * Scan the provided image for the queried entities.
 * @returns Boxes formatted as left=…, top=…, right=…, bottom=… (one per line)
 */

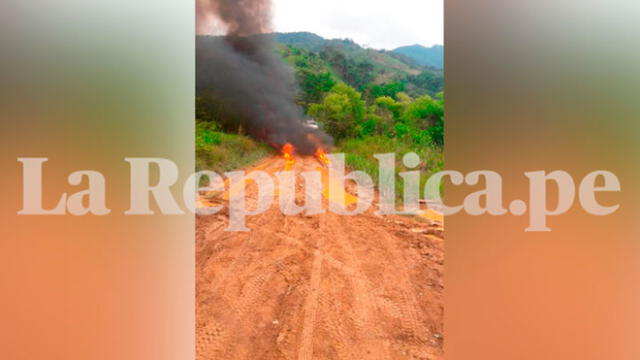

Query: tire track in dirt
left=323, top=213, right=392, bottom=359
left=197, top=155, right=444, bottom=360
left=198, top=158, right=319, bottom=359
left=297, top=236, right=323, bottom=360
left=198, top=158, right=283, bottom=295
left=347, top=213, right=441, bottom=358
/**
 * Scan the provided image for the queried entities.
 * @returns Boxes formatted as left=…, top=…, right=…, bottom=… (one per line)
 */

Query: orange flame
left=315, top=148, right=330, bottom=166
left=282, top=143, right=295, bottom=169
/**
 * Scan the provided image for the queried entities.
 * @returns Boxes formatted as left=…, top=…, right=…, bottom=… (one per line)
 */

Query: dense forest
left=196, top=32, right=444, bottom=190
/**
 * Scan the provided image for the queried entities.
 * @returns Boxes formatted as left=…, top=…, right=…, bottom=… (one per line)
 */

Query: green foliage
left=404, top=71, right=444, bottom=98
left=370, top=82, right=405, bottom=99
left=401, top=93, right=444, bottom=145
left=196, top=122, right=222, bottom=147
left=194, top=33, right=445, bottom=192
left=279, top=45, right=338, bottom=109
left=298, top=70, right=336, bottom=105
left=319, top=47, right=375, bottom=91
left=375, top=96, right=403, bottom=119
left=367, top=73, right=443, bottom=102
left=337, top=136, right=444, bottom=200
left=358, top=117, right=377, bottom=137
left=272, top=32, right=443, bottom=100
left=309, top=83, right=365, bottom=140
left=272, top=32, right=328, bottom=52
left=309, top=80, right=444, bottom=146
left=196, top=121, right=271, bottom=173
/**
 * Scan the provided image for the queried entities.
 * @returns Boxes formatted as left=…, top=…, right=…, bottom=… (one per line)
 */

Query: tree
left=405, top=71, right=444, bottom=98
left=297, top=70, right=336, bottom=107
left=352, top=61, right=375, bottom=90
left=375, top=96, right=403, bottom=119
left=402, top=94, right=444, bottom=145
left=309, top=83, right=365, bottom=140
left=369, top=82, right=405, bottom=100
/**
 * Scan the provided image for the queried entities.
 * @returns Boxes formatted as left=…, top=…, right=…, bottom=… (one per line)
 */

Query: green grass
left=336, top=136, right=444, bottom=199
left=196, top=122, right=273, bottom=174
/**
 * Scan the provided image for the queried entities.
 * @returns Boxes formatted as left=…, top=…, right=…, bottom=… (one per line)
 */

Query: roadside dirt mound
left=196, top=156, right=444, bottom=359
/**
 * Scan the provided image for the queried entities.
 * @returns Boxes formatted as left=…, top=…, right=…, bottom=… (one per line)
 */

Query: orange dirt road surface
left=196, top=155, right=444, bottom=360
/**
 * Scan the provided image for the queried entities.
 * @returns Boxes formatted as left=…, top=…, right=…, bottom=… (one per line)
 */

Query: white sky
left=272, top=0, right=443, bottom=50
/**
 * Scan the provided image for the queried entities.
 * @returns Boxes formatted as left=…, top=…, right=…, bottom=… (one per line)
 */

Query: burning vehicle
left=196, top=0, right=333, bottom=158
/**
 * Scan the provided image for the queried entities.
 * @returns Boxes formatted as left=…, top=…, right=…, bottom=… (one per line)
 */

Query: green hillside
left=393, top=44, right=444, bottom=69
left=197, top=32, right=445, bottom=189
left=269, top=32, right=443, bottom=109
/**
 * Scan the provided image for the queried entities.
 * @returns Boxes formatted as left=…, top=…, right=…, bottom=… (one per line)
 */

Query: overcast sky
left=272, top=0, right=443, bottom=50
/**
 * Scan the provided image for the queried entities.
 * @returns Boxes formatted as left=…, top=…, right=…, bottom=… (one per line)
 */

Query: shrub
left=309, top=83, right=365, bottom=140
left=196, top=122, right=272, bottom=174
left=337, top=136, right=444, bottom=200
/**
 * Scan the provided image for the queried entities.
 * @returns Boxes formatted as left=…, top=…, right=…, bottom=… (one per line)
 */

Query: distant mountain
left=271, top=32, right=329, bottom=52
left=393, top=45, right=444, bottom=69
left=268, top=33, right=443, bottom=101
left=197, top=32, right=443, bottom=103
left=272, top=32, right=444, bottom=70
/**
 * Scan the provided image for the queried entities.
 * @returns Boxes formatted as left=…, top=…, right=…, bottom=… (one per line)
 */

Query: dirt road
left=196, top=155, right=444, bottom=359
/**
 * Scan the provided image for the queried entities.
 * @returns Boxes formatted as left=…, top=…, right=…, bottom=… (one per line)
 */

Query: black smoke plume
left=196, top=0, right=332, bottom=155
